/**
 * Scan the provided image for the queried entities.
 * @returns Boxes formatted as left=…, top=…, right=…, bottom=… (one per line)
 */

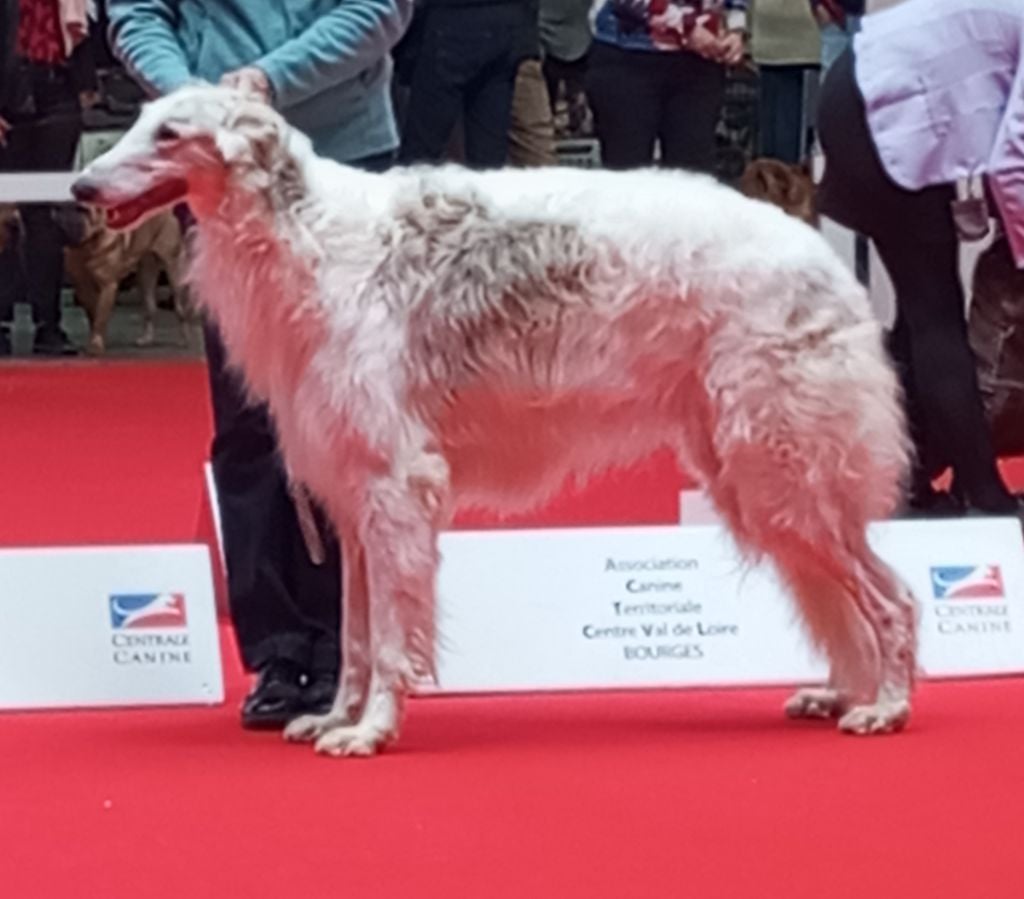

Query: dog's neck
left=191, top=178, right=326, bottom=409
left=187, top=143, right=385, bottom=412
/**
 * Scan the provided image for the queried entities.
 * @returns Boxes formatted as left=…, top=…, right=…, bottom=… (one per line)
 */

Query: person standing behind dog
left=398, top=0, right=539, bottom=168
left=749, top=0, right=820, bottom=164
left=0, top=0, right=91, bottom=357
left=107, top=0, right=414, bottom=729
left=817, top=0, right=1023, bottom=519
left=586, top=0, right=748, bottom=173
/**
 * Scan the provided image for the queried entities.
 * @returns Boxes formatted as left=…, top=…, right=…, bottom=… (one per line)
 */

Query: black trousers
left=817, top=49, right=1012, bottom=511
left=585, top=42, right=725, bottom=173
left=0, top=64, right=82, bottom=336
left=203, top=150, right=394, bottom=675
left=757, top=64, right=815, bottom=165
left=399, top=5, right=534, bottom=168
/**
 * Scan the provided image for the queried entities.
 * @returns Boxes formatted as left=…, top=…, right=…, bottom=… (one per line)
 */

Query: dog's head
left=739, top=159, right=818, bottom=226
left=71, top=84, right=305, bottom=231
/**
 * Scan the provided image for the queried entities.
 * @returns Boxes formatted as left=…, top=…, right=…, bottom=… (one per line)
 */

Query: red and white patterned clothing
left=17, top=0, right=68, bottom=66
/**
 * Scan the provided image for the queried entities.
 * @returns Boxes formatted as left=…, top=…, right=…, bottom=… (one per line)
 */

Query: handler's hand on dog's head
left=219, top=67, right=273, bottom=104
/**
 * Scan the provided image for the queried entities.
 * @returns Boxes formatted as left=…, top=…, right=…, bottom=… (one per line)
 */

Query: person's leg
left=0, top=145, right=23, bottom=353
left=586, top=43, right=661, bottom=169
left=874, top=236, right=1014, bottom=513
left=757, top=65, right=807, bottom=164
left=460, top=6, right=528, bottom=168
left=14, top=69, right=82, bottom=354
left=657, top=51, right=726, bottom=173
left=398, top=11, right=470, bottom=164
left=506, top=57, right=558, bottom=167
left=885, top=311, right=953, bottom=511
left=0, top=239, right=16, bottom=354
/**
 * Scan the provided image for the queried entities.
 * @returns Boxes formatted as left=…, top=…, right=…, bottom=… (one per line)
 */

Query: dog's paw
left=313, top=724, right=388, bottom=758
left=87, top=335, right=106, bottom=356
left=838, top=700, right=910, bottom=736
left=135, top=329, right=156, bottom=348
left=784, top=687, right=847, bottom=720
left=283, top=712, right=348, bottom=744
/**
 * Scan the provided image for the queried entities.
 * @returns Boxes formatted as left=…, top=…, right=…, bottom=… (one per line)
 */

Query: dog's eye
left=155, top=124, right=182, bottom=143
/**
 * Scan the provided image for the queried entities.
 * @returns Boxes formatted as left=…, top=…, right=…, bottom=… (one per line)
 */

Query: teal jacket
left=107, top=0, right=414, bottom=163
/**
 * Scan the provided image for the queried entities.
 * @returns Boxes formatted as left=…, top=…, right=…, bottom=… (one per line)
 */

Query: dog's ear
left=220, top=108, right=284, bottom=170
left=214, top=129, right=251, bottom=165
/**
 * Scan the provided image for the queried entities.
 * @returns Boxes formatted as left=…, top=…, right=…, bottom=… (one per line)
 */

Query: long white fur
left=76, top=86, right=918, bottom=755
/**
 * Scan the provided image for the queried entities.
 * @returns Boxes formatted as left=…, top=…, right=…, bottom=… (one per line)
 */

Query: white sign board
left=0, top=172, right=75, bottom=203
left=434, top=518, right=1024, bottom=693
left=0, top=545, right=223, bottom=710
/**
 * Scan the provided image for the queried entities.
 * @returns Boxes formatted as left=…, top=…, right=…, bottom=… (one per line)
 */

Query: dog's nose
left=71, top=177, right=102, bottom=204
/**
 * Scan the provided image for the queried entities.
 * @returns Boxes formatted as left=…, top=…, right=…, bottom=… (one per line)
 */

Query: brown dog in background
left=739, top=158, right=818, bottom=227
left=2, top=203, right=194, bottom=355
left=64, top=207, right=195, bottom=355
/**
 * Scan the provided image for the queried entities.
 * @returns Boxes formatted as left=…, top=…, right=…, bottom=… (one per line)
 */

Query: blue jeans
left=821, top=16, right=862, bottom=76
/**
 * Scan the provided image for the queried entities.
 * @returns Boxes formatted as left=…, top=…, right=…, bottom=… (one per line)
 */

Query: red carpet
left=2, top=360, right=1023, bottom=897
left=2, top=636, right=1023, bottom=899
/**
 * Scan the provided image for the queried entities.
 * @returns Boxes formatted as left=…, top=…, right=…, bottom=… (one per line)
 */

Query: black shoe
left=241, top=659, right=307, bottom=730
left=302, top=670, right=339, bottom=716
left=32, top=328, right=78, bottom=357
left=962, top=494, right=1024, bottom=523
left=0, top=329, right=10, bottom=357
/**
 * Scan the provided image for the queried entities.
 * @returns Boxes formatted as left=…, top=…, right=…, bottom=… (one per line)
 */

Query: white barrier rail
left=0, top=172, right=76, bottom=204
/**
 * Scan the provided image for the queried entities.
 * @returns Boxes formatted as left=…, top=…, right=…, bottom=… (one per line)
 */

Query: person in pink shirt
left=817, top=0, right=1023, bottom=520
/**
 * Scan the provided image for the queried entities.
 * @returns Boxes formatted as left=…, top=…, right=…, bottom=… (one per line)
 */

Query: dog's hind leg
left=311, top=448, right=449, bottom=757
left=772, top=542, right=916, bottom=732
left=284, top=526, right=372, bottom=743
left=699, top=314, right=917, bottom=734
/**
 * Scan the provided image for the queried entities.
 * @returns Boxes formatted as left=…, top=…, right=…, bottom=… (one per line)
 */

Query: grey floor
left=5, top=287, right=205, bottom=360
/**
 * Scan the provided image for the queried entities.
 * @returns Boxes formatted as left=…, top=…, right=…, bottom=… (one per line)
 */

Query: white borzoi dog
left=73, top=85, right=917, bottom=756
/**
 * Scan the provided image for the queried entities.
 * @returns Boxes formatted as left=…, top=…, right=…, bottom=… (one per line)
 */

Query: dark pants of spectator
left=399, top=5, right=533, bottom=168
left=757, top=64, right=815, bottom=165
left=817, top=49, right=1014, bottom=513
left=585, top=42, right=725, bottom=173
left=0, top=64, right=82, bottom=339
left=201, top=150, right=395, bottom=676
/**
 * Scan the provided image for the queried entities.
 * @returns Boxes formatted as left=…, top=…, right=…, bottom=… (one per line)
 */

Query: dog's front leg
left=310, top=451, right=448, bottom=758
left=88, top=284, right=119, bottom=356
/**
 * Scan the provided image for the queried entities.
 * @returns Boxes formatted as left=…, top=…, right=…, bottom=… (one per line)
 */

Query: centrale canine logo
left=109, top=593, right=188, bottom=629
left=929, top=566, right=1005, bottom=600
